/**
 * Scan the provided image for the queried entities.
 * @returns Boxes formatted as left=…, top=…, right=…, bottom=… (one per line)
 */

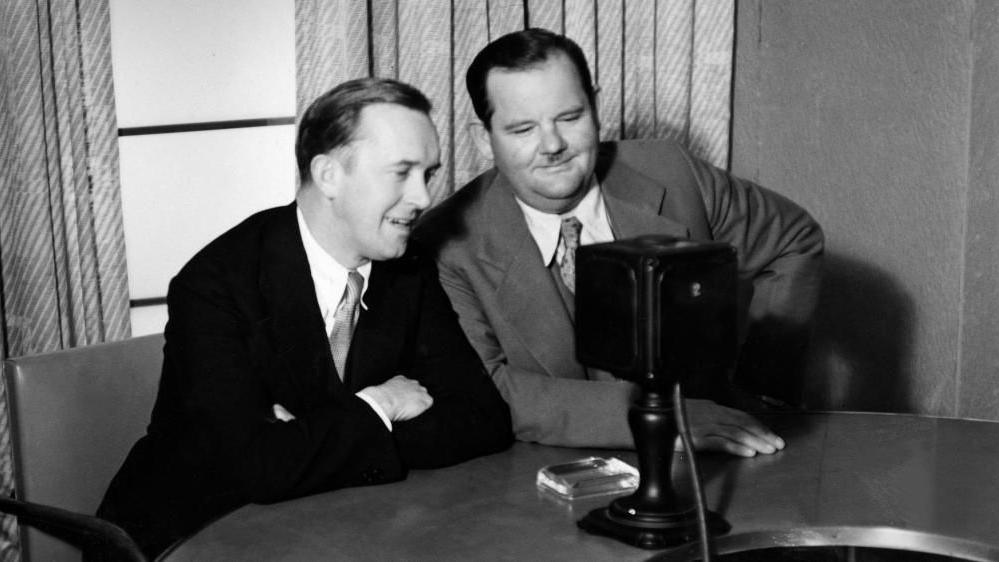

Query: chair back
left=3, top=334, right=164, bottom=561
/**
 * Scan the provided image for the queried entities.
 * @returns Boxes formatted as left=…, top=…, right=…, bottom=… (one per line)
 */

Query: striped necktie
left=329, top=270, right=363, bottom=380
left=559, top=216, right=583, bottom=293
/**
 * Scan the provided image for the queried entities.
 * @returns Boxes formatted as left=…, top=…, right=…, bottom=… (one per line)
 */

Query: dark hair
left=296, top=77, right=432, bottom=183
left=466, top=28, right=595, bottom=130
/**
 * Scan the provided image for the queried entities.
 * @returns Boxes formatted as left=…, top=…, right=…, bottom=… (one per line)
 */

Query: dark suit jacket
left=97, top=203, right=512, bottom=558
left=415, top=140, right=823, bottom=448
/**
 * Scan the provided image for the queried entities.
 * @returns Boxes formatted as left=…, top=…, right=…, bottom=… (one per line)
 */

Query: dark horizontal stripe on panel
left=130, top=297, right=167, bottom=308
left=118, top=116, right=296, bottom=137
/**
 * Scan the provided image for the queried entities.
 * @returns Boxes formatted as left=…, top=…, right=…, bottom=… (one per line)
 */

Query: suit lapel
left=474, top=144, right=691, bottom=381
left=343, top=260, right=409, bottom=392
left=479, top=174, right=582, bottom=380
left=256, top=203, right=410, bottom=397
left=256, top=203, right=341, bottom=397
left=598, top=146, right=691, bottom=240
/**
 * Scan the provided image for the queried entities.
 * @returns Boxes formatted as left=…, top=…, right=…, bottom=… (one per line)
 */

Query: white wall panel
left=110, top=0, right=295, bottom=126
left=130, top=305, right=168, bottom=337
left=119, top=125, right=297, bottom=299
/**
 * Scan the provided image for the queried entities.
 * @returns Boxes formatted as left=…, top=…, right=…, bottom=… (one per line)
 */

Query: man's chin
left=540, top=182, right=589, bottom=206
left=371, top=241, right=407, bottom=262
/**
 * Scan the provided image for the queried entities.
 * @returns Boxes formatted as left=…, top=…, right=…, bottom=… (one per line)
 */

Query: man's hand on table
left=359, top=375, right=434, bottom=421
left=676, top=399, right=785, bottom=457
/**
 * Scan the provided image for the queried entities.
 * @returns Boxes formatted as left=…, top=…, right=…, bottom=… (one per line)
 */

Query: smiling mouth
left=539, top=154, right=575, bottom=169
left=539, top=164, right=574, bottom=176
left=386, top=216, right=416, bottom=229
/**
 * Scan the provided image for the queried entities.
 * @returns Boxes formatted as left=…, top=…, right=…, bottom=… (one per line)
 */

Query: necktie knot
left=559, top=216, right=582, bottom=293
left=330, top=271, right=364, bottom=380
left=560, top=216, right=582, bottom=250
left=344, top=271, right=363, bottom=307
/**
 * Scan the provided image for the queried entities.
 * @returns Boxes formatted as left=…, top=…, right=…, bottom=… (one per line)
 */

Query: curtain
left=0, top=0, right=131, bottom=557
left=296, top=0, right=734, bottom=203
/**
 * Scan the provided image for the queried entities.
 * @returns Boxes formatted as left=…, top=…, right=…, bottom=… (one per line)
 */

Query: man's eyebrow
left=390, top=159, right=441, bottom=170
left=500, top=119, right=534, bottom=131
left=558, top=106, right=584, bottom=116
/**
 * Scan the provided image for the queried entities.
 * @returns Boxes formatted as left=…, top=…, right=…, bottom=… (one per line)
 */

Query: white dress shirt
left=296, top=208, right=392, bottom=430
left=515, top=181, right=616, bottom=266
left=515, top=183, right=619, bottom=382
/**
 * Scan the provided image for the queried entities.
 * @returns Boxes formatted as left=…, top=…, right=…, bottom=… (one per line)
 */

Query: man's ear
left=590, top=84, right=602, bottom=132
left=310, top=151, right=345, bottom=199
left=468, top=120, right=494, bottom=160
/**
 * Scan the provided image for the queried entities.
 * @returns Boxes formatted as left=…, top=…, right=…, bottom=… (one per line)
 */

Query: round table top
left=165, top=411, right=999, bottom=561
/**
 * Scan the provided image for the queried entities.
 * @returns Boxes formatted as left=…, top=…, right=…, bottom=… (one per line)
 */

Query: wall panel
left=119, top=126, right=296, bottom=300
left=110, top=0, right=295, bottom=126
left=732, top=0, right=977, bottom=416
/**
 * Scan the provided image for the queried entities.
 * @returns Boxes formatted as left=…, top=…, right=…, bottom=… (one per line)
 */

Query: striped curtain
left=296, top=0, right=734, bottom=203
left=0, top=0, right=131, bottom=557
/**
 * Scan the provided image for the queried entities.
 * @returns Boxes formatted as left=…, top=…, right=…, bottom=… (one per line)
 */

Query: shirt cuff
left=355, top=390, right=393, bottom=431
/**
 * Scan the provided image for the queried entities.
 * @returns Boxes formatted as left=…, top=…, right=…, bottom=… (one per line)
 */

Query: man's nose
left=539, top=125, right=567, bottom=155
left=406, top=175, right=432, bottom=210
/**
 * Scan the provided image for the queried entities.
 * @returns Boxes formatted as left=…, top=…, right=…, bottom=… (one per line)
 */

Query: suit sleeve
left=391, top=262, right=514, bottom=467
left=679, top=150, right=825, bottom=403
left=162, top=259, right=404, bottom=504
left=436, top=257, right=639, bottom=449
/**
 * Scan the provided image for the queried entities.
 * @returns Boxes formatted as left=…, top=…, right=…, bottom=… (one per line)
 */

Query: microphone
left=575, top=235, right=735, bottom=554
left=575, top=235, right=737, bottom=388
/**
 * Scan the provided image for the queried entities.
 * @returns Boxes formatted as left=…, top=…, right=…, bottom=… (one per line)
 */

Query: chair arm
left=0, top=496, right=145, bottom=561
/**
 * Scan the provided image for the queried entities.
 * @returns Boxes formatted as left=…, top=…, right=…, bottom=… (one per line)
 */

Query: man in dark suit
left=416, top=29, right=823, bottom=453
left=97, top=78, right=513, bottom=558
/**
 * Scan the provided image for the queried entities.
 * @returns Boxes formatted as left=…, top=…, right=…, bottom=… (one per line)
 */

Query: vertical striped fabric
left=527, top=0, right=563, bottom=33
left=488, top=0, right=526, bottom=37
left=623, top=0, right=656, bottom=139
left=656, top=0, right=694, bottom=144
left=596, top=0, right=625, bottom=140
left=371, top=0, right=400, bottom=79
left=398, top=0, right=454, bottom=203
left=564, top=0, right=597, bottom=84
left=0, top=0, right=131, bottom=557
left=453, top=1, right=491, bottom=188
left=296, top=0, right=371, bottom=118
left=295, top=0, right=733, bottom=194
left=690, top=0, right=734, bottom=167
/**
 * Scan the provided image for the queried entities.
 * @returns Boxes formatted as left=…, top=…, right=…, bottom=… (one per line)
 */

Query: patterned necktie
left=329, top=270, right=364, bottom=380
left=559, top=216, right=583, bottom=293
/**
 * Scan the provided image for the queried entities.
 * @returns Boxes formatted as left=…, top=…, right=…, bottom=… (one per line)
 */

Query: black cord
left=673, top=382, right=713, bottom=562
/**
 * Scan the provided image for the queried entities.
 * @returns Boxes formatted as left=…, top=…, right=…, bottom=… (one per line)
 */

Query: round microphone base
left=577, top=502, right=730, bottom=550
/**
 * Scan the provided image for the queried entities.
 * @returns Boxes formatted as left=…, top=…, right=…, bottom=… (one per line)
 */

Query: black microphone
left=575, top=235, right=738, bottom=388
left=575, top=235, right=735, bottom=554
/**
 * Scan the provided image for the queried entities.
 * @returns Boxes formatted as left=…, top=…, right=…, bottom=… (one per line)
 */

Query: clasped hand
left=359, top=375, right=433, bottom=421
left=678, top=399, right=785, bottom=457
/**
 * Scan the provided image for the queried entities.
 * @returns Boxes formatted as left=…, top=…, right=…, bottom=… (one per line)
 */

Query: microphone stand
left=577, top=377, right=730, bottom=551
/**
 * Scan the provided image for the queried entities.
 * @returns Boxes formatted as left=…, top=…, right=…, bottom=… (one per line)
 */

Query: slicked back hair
left=466, top=28, right=595, bottom=130
left=296, top=77, right=432, bottom=183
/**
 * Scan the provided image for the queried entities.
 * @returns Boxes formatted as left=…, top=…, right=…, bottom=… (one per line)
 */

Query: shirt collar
left=515, top=182, right=615, bottom=266
left=297, top=207, right=370, bottom=310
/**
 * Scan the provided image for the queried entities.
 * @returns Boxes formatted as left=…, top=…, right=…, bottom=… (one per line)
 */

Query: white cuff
left=355, top=390, right=393, bottom=431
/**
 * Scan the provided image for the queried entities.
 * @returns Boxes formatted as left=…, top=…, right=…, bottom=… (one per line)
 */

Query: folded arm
left=684, top=153, right=824, bottom=403
left=389, top=261, right=514, bottom=467
left=437, top=257, right=783, bottom=455
left=160, top=265, right=404, bottom=504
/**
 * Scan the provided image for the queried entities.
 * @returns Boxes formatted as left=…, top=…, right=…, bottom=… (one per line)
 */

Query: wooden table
left=164, top=413, right=999, bottom=561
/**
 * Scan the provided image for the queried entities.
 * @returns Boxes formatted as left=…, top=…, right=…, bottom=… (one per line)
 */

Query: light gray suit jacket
left=416, top=140, right=823, bottom=448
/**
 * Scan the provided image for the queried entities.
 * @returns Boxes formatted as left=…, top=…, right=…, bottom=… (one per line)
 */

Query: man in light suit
left=96, top=78, right=512, bottom=558
left=416, top=29, right=823, bottom=453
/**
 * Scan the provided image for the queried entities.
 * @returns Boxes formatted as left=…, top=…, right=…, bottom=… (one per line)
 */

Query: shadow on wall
left=803, top=252, right=916, bottom=413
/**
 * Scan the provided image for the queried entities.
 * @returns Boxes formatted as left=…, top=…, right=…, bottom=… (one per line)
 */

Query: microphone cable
left=673, top=381, right=714, bottom=562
